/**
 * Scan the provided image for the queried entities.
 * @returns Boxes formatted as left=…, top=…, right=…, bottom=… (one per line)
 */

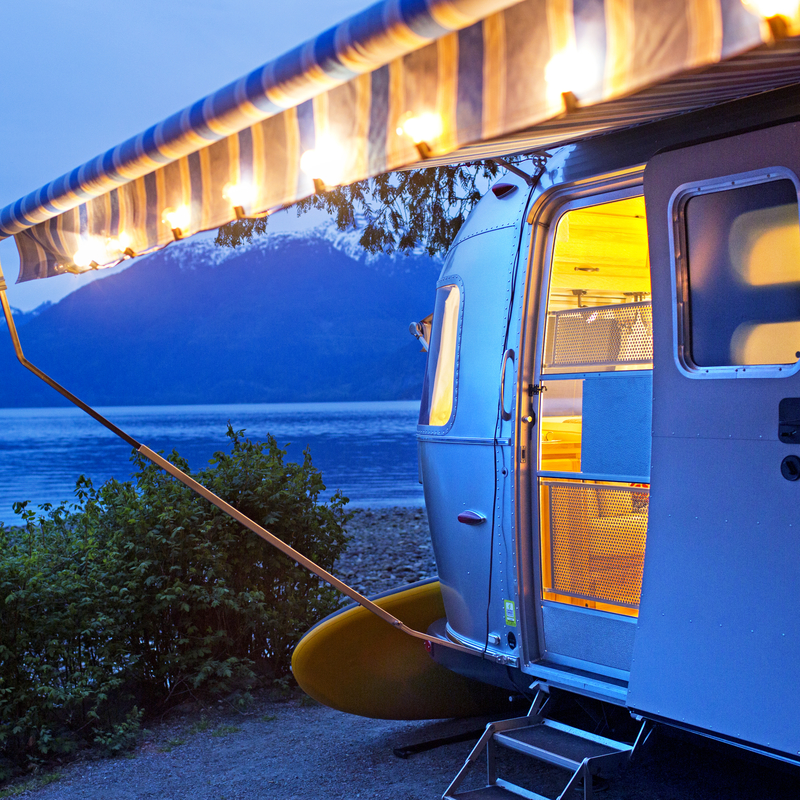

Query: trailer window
left=683, top=178, right=800, bottom=368
left=419, top=284, right=460, bottom=427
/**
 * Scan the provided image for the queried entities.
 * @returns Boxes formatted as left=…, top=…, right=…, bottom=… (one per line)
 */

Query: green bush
left=0, top=426, right=349, bottom=770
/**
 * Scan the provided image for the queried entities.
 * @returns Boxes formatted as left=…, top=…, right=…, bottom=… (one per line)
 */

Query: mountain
left=0, top=226, right=441, bottom=407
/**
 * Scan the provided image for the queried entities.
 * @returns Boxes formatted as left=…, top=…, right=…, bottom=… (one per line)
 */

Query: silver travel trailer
left=4, top=1, right=800, bottom=797
left=410, top=92, right=800, bottom=788
left=291, top=87, right=800, bottom=797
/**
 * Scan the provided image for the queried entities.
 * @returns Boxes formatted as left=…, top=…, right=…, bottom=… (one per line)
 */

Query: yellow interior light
left=162, top=205, right=190, bottom=239
left=300, top=139, right=348, bottom=191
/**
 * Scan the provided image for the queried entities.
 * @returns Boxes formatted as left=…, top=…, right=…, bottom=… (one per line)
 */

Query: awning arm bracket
left=0, top=267, right=479, bottom=659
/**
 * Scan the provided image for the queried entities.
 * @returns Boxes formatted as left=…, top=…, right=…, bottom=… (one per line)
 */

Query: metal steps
left=443, top=684, right=649, bottom=800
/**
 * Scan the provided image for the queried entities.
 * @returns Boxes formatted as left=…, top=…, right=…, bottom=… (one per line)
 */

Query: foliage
left=215, top=162, right=505, bottom=257
left=0, top=427, right=349, bottom=772
left=92, top=708, right=143, bottom=755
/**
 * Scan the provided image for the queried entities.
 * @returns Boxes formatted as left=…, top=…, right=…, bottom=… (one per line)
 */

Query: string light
left=162, top=205, right=190, bottom=240
left=743, top=0, right=798, bottom=18
left=300, top=138, right=349, bottom=193
left=72, top=238, right=107, bottom=269
left=223, top=182, right=257, bottom=219
left=73, top=232, right=137, bottom=270
left=396, top=113, right=442, bottom=159
left=544, top=48, right=596, bottom=113
left=107, top=231, right=136, bottom=258
left=742, top=0, right=799, bottom=38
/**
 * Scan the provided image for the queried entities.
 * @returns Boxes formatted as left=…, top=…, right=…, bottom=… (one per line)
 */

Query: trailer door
left=629, top=122, right=800, bottom=761
left=533, top=189, right=652, bottom=684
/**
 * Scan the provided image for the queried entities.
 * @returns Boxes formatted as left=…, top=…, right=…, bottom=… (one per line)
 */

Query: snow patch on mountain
left=156, top=219, right=440, bottom=272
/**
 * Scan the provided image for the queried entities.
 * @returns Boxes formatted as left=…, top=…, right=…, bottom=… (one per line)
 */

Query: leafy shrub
left=0, top=426, right=349, bottom=770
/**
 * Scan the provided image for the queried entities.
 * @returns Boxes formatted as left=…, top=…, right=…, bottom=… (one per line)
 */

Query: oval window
left=418, top=284, right=460, bottom=426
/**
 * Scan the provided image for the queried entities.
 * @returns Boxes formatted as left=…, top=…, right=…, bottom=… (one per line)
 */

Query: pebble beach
left=335, top=506, right=435, bottom=597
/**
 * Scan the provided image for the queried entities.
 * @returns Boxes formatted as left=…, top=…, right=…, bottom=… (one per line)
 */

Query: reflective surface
left=0, top=401, right=424, bottom=525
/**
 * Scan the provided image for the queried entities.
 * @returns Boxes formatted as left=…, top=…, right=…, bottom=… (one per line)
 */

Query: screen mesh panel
left=544, top=481, right=648, bottom=609
left=545, top=302, right=652, bottom=369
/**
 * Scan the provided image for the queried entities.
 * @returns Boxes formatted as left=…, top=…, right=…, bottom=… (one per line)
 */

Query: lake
left=0, top=401, right=424, bottom=526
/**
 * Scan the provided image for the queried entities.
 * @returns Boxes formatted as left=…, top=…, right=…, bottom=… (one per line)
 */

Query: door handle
left=457, top=510, right=487, bottom=525
left=500, top=348, right=515, bottom=421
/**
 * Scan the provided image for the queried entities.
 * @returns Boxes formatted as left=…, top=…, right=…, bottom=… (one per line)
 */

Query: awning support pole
left=0, top=271, right=478, bottom=658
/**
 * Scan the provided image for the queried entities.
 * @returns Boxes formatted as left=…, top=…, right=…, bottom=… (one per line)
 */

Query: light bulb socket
left=233, top=205, right=246, bottom=220
left=123, top=247, right=136, bottom=258
left=561, top=91, right=579, bottom=114
left=313, top=178, right=327, bottom=194
left=414, top=141, right=432, bottom=159
left=767, top=14, right=790, bottom=40
left=171, top=227, right=183, bottom=241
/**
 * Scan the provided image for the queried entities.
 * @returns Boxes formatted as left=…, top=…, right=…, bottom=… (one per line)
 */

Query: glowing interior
left=538, top=195, right=652, bottom=618
left=546, top=196, right=650, bottom=311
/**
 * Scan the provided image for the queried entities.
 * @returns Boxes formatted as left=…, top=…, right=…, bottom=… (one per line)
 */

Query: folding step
left=443, top=684, right=650, bottom=800
left=444, top=783, right=548, bottom=800
left=493, top=718, right=632, bottom=772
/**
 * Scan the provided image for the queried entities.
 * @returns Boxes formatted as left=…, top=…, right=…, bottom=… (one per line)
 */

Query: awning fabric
left=0, top=0, right=787, bottom=282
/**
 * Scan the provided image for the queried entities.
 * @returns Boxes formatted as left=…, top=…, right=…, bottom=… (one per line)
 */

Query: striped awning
left=0, top=0, right=792, bottom=282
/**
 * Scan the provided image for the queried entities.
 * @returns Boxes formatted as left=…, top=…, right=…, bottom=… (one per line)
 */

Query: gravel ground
left=6, top=507, right=800, bottom=799
left=334, top=507, right=436, bottom=597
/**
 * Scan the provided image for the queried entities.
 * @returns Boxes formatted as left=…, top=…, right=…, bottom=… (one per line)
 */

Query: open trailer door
left=628, top=122, right=800, bottom=761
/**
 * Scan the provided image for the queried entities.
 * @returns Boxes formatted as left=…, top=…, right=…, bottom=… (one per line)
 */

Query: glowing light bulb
left=300, top=138, right=348, bottom=189
left=72, top=248, right=93, bottom=269
left=743, top=0, right=799, bottom=18
left=107, top=231, right=134, bottom=255
left=163, top=205, right=190, bottom=238
left=72, top=237, right=107, bottom=269
left=396, top=112, right=443, bottom=146
left=223, top=182, right=255, bottom=208
left=544, top=49, right=597, bottom=99
left=223, top=182, right=257, bottom=219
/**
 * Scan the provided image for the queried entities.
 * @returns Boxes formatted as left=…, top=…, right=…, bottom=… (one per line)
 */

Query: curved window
left=419, top=284, right=460, bottom=426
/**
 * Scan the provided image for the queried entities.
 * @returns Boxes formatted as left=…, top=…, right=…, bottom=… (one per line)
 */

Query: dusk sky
left=0, top=0, right=369, bottom=311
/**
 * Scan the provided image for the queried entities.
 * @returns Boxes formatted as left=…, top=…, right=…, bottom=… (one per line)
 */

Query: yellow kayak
left=292, top=578, right=510, bottom=720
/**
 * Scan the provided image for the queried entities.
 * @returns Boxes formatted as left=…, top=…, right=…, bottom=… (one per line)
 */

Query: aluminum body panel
left=629, top=123, right=800, bottom=758
left=629, top=436, right=800, bottom=753
left=447, top=172, right=531, bottom=256
left=419, top=439, right=497, bottom=647
left=420, top=170, right=531, bottom=650
left=541, top=604, right=636, bottom=673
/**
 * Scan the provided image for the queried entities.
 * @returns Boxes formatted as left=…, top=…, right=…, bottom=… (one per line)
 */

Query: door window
left=678, top=176, right=800, bottom=370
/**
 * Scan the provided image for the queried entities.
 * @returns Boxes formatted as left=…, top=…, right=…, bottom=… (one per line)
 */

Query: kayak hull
left=291, top=579, right=511, bottom=720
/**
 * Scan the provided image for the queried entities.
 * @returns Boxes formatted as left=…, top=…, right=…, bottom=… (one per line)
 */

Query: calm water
left=0, top=401, right=424, bottom=526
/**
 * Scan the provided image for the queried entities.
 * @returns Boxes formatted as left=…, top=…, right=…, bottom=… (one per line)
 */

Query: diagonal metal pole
left=0, top=270, right=477, bottom=657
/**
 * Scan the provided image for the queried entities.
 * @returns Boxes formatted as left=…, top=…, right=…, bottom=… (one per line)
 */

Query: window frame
left=669, top=166, right=800, bottom=379
left=417, top=275, right=464, bottom=435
